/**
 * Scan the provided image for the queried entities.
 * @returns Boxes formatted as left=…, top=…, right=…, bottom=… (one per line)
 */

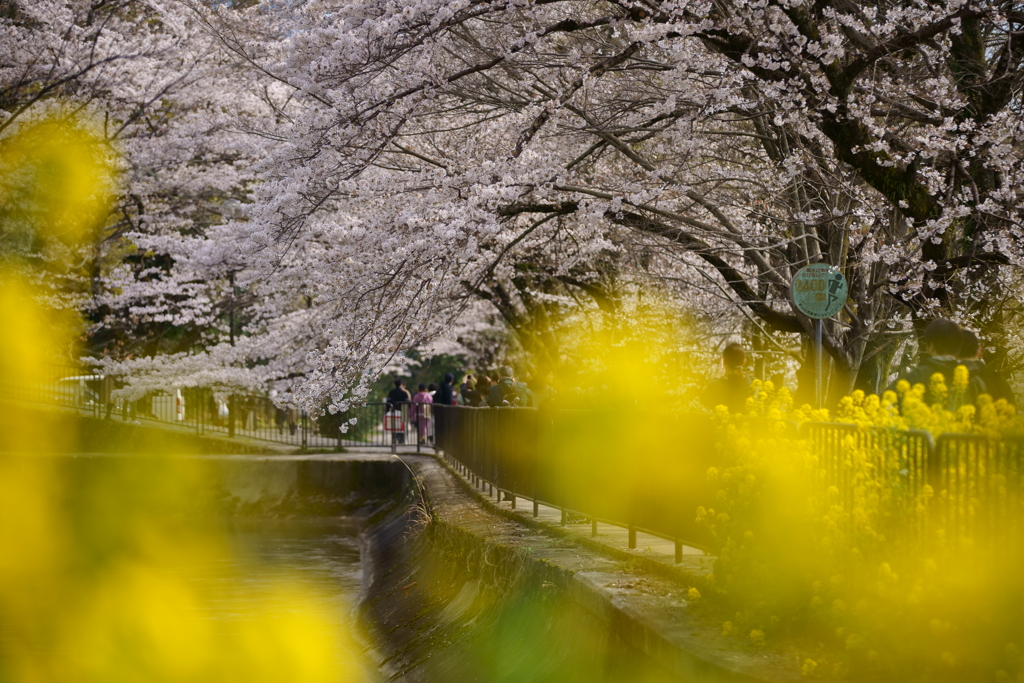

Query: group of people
left=892, top=319, right=1015, bottom=407
left=386, top=366, right=536, bottom=408
left=700, top=319, right=1016, bottom=414
left=384, top=365, right=538, bottom=442
left=385, top=320, right=1015, bottom=435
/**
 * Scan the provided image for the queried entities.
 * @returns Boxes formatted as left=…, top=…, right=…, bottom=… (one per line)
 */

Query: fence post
left=301, top=412, right=308, bottom=449
left=675, top=539, right=683, bottom=564
left=628, top=525, right=636, bottom=550
left=228, top=394, right=235, bottom=438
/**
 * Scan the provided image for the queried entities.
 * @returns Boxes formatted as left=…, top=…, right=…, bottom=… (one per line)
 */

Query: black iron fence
left=0, top=365, right=441, bottom=451
left=931, top=433, right=1024, bottom=547
left=434, top=405, right=1024, bottom=560
left=332, top=401, right=434, bottom=452
left=804, top=423, right=1024, bottom=548
left=0, top=365, right=419, bottom=450
left=434, top=405, right=720, bottom=562
left=11, top=368, right=1022, bottom=551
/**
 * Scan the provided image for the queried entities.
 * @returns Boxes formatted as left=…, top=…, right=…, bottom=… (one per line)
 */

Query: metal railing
left=335, top=401, right=433, bottom=452
left=434, top=405, right=1024, bottom=560
left=0, top=365, right=440, bottom=452
left=931, top=433, right=1024, bottom=547
left=12, top=367, right=1021, bottom=552
left=0, top=365, right=344, bottom=450
left=1, top=369, right=323, bottom=449
left=800, top=422, right=1024, bottom=548
left=802, top=422, right=934, bottom=542
left=434, top=405, right=720, bottom=562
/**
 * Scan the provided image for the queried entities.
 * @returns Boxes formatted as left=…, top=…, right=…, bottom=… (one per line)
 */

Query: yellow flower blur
left=0, top=117, right=367, bottom=683
left=703, top=374, right=1024, bottom=681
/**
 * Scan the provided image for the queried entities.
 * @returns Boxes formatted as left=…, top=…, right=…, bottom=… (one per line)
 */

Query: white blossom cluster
left=5, top=0, right=1024, bottom=408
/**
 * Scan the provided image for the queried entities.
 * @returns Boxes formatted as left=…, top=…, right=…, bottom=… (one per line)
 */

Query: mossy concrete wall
left=362, top=455, right=803, bottom=683
left=0, top=451, right=410, bottom=521
left=208, top=454, right=411, bottom=516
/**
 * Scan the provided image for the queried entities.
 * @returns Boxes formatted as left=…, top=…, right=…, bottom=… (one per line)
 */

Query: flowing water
left=189, top=518, right=379, bottom=682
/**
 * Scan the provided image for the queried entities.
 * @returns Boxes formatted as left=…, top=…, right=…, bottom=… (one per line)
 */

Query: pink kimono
left=411, top=391, right=433, bottom=441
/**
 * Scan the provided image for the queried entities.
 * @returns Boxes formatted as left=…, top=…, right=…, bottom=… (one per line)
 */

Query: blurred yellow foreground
left=0, top=117, right=366, bottom=683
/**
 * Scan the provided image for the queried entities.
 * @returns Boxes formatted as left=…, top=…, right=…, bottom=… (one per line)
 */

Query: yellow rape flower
left=953, top=364, right=969, bottom=391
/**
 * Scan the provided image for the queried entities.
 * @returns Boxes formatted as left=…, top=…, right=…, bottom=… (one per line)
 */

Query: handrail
left=0, top=364, right=330, bottom=449
left=434, top=406, right=1024, bottom=561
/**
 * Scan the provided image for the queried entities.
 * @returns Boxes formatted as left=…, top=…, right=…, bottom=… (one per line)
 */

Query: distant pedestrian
left=459, top=376, right=482, bottom=406
left=287, top=407, right=298, bottom=436
left=701, top=343, right=751, bottom=414
left=386, top=378, right=411, bottom=411
left=890, top=319, right=986, bottom=408
left=487, top=365, right=532, bottom=407
left=960, top=330, right=1015, bottom=405
left=437, top=372, right=456, bottom=406
left=427, top=382, right=437, bottom=397
left=385, top=378, right=411, bottom=445
left=100, top=375, right=115, bottom=419
left=412, top=383, right=433, bottom=441
left=475, top=376, right=493, bottom=406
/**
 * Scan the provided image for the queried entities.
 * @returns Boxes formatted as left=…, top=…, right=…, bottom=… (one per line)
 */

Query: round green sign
left=791, top=264, right=848, bottom=319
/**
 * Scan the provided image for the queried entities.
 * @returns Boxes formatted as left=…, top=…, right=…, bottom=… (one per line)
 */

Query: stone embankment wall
left=362, top=455, right=801, bottom=683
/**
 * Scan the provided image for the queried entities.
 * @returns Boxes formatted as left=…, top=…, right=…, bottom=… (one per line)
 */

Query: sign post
left=790, top=264, right=848, bottom=409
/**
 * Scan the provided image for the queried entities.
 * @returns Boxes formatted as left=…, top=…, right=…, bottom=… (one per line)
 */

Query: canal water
left=189, top=518, right=380, bottom=682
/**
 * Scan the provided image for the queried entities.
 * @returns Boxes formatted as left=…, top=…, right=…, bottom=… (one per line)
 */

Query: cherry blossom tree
left=11, top=0, right=1024, bottom=410
left=2, top=0, right=296, bottom=397
left=213, top=0, right=1024, bottom=408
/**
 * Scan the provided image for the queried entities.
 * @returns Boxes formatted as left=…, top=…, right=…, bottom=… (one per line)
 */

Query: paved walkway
left=458, top=468, right=713, bottom=577
left=338, top=446, right=715, bottom=578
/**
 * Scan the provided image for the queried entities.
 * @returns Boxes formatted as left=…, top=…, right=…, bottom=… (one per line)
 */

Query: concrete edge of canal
left=358, top=452, right=807, bottom=683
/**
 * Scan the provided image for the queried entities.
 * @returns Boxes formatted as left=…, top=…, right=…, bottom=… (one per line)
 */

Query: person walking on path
left=457, top=374, right=475, bottom=404
left=531, top=372, right=557, bottom=408
left=386, top=378, right=411, bottom=411
left=474, top=376, right=492, bottom=406
left=486, top=366, right=532, bottom=407
left=701, top=343, right=751, bottom=414
left=960, top=330, right=1015, bottom=406
left=436, top=372, right=456, bottom=406
left=890, top=319, right=986, bottom=408
left=412, top=383, right=434, bottom=442
left=458, top=376, right=482, bottom=406
left=384, top=378, right=412, bottom=445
